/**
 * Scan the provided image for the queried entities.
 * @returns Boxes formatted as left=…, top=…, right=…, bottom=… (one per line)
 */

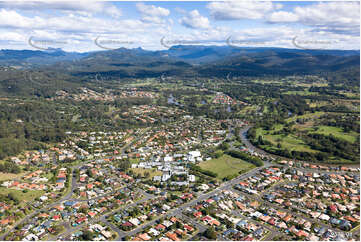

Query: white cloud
left=0, top=9, right=145, bottom=34
left=140, top=15, right=164, bottom=25
left=0, top=7, right=172, bottom=52
left=104, top=5, right=122, bottom=18
left=136, top=3, right=170, bottom=17
left=268, top=2, right=359, bottom=35
left=0, top=1, right=121, bottom=17
left=207, top=1, right=280, bottom=20
left=180, top=10, right=210, bottom=29
left=0, top=2, right=358, bottom=51
left=268, top=11, right=299, bottom=23
left=136, top=3, right=170, bottom=24
left=165, top=23, right=359, bottom=50
left=0, top=31, right=24, bottom=41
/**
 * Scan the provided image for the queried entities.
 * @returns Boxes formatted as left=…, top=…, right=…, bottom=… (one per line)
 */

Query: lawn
left=285, top=111, right=325, bottom=123
left=310, top=125, right=358, bottom=143
left=0, top=172, right=26, bottom=182
left=307, top=100, right=329, bottom=108
left=199, top=154, right=255, bottom=180
left=130, top=158, right=140, bottom=164
left=130, top=168, right=162, bottom=179
left=266, top=134, right=316, bottom=153
left=283, top=90, right=313, bottom=96
left=255, top=126, right=316, bottom=153
left=0, top=187, right=45, bottom=202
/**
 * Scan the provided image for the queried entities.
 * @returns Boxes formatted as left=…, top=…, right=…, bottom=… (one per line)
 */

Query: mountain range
left=0, top=45, right=359, bottom=96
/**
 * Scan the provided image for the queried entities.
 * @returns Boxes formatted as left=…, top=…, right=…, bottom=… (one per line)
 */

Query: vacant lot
left=0, top=172, right=25, bottom=181
left=0, top=187, right=45, bottom=202
left=199, top=154, right=255, bottom=180
left=130, top=168, right=162, bottom=179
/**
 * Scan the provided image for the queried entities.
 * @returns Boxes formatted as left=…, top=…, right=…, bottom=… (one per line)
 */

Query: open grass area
left=0, top=172, right=26, bottom=181
left=310, top=125, right=358, bottom=143
left=0, top=187, right=45, bottom=202
left=293, top=82, right=328, bottom=87
left=199, top=154, right=255, bottom=180
left=285, top=111, right=325, bottom=122
left=283, top=90, right=314, bottom=96
left=239, top=105, right=258, bottom=115
left=307, top=100, right=329, bottom=108
left=130, top=158, right=140, bottom=164
left=256, top=127, right=316, bottom=153
left=130, top=168, right=162, bottom=179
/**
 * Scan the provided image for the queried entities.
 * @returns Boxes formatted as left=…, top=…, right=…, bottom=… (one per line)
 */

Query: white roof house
left=164, top=155, right=173, bottom=162
left=188, top=150, right=201, bottom=158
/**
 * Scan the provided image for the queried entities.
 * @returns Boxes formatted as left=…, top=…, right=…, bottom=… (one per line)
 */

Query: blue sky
left=0, top=1, right=359, bottom=52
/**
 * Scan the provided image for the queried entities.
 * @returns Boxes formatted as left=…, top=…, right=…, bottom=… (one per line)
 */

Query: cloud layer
left=0, top=1, right=358, bottom=51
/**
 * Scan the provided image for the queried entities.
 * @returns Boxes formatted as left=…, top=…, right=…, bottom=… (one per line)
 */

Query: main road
left=115, top=162, right=272, bottom=240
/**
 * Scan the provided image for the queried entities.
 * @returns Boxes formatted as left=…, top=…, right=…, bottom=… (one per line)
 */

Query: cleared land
left=130, top=167, right=162, bottom=179
left=0, top=187, right=45, bottom=202
left=199, top=154, right=255, bottom=180
left=0, top=172, right=26, bottom=182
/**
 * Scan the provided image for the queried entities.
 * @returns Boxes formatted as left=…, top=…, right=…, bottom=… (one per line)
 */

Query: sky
left=0, top=1, right=359, bottom=52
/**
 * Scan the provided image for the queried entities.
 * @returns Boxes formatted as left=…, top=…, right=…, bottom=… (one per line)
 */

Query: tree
left=82, top=230, right=93, bottom=240
left=7, top=192, right=19, bottom=204
left=144, top=171, right=150, bottom=178
left=214, top=150, right=223, bottom=158
left=204, top=227, right=217, bottom=240
left=52, top=225, right=64, bottom=235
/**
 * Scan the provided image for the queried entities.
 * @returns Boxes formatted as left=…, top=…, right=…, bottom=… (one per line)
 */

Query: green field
left=255, top=126, right=316, bottom=153
left=130, top=158, right=141, bottom=164
left=130, top=168, right=162, bottom=179
left=285, top=111, right=325, bottom=122
left=0, top=172, right=26, bottom=181
left=283, top=90, right=314, bottom=96
left=199, top=154, right=255, bottom=180
left=311, top=125, right=358, bottom=143
left=252, top=109, right=359, bottom=163
left=0, top=187, right=45, bottom=202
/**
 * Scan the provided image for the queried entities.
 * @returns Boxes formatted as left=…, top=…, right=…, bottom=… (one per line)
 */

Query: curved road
left=239, top=126, right=287, bottom=161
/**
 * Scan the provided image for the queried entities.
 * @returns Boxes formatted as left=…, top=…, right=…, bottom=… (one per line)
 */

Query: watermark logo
left=226, top=36, right=269, bottom=48
left=28, top=36, right=68, bottom=50
left=94, top=35, right=134, bottom=50
left=160, top=36, right=222, bottom=49
left=94, top=73, right=105, bottom=83
left=292, top=36, right=338, bottom=50
left=226, top=72, right=232, bottom=82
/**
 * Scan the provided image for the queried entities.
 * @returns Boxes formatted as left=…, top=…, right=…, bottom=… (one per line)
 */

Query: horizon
left=0, top=1, right=359, bottom=52
left=1, top=44, right=360, bottom=54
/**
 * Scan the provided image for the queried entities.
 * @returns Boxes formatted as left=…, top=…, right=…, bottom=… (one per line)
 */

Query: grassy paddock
left=0, top=187, right=45, bottom=202
left=199, top=154, right=255, bottom=180
left=130, top=168, right=162, bottom=179
left=310, top=125, right=358, bottom=143
left=255, top=127, right=316, bottom=153
left=0, top=172, right=25, bottom=181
